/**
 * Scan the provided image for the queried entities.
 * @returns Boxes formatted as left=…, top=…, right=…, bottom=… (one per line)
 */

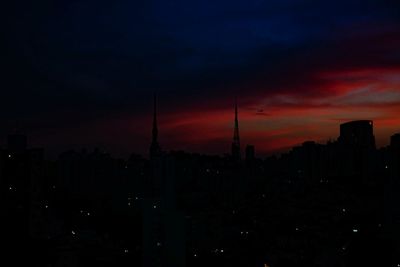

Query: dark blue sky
left=2, top=0, right=400, bottom=156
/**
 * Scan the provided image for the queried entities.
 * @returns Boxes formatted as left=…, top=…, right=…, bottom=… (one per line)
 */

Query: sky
left=2, top=0, right=400, bottom=157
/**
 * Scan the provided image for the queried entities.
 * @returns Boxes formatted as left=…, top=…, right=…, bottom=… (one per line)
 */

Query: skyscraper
left=150, top=93, right=161, bottom=160
left=338, top=120, right=376, bottom=149
left=231, top=98, right=241, bottom=161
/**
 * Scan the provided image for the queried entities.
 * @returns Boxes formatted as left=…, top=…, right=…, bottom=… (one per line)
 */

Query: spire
left=231, top=97, right=241, bottom=161
left=152, top=93, right=158, bottom=143
left=150, top=93, right=161, bottom=159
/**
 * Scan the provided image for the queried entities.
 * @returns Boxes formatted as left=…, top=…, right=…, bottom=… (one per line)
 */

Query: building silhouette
left=336, top=120, right=377, bottom=184
left=2, top=109, right=400, bottom=267
left=231, top=98, right=241, bottom=161
left=338, top=120, right=376, bottom=149
left=150, top=93, right=162, bottom=160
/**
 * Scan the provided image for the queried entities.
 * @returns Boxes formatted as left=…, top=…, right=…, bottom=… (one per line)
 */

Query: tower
left=150, top=93, right=161, bottom=160
left=231, top=98, right=241, bottom=161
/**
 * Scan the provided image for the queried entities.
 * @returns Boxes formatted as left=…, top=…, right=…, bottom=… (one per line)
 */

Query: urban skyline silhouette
left=2, top=0, right=400, bottom=266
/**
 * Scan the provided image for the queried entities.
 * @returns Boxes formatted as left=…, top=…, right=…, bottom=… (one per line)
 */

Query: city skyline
left=3, top=97, right=399, bottom=160
left=3, top=1, right=400, bottom=266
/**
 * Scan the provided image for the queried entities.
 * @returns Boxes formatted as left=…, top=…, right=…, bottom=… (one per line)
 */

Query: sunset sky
left=2, top=0, right=400, bottom=157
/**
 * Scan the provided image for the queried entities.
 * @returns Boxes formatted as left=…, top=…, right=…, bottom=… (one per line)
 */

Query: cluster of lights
left=240, top=231, right=249, bottom=235
left=213, top=248, right=224, bottom=254
left=127, top=196, right=140, bottom=207
left=80, top=210, right=91, bottom=216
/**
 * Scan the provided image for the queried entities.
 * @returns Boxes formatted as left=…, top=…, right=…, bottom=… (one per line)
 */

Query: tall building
left=338, top=120, right=376, bottom=149
left=231, top=98, right=241, bottom=161
left=150, top=93, right=162, bottom=160
left=142, top=155, right=186, bottom=267
left=337, top=120, right=376, bottom=184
